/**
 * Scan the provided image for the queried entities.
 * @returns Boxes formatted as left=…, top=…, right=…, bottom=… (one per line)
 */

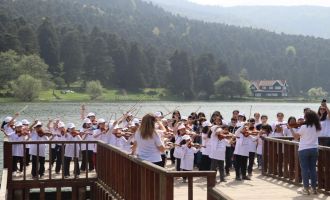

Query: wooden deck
left=173, top=166, right=330, bottom=200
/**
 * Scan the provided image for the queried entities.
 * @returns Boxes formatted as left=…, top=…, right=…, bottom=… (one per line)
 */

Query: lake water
left=0, top=101, right=322, bottom=173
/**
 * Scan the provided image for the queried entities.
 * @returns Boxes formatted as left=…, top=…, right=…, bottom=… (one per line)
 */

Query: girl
left=199, top=121, right=212, bottom=171
left=284, top=117, right=298, bottom=137
left=22, top=119, right=31, bottom=166
left=132, top=114, right=165, bottom=166
left=64, top=123, right=81, bottom=178
left=256, top=125, right=272, bottom=170
left=80, top=118, right=95, bottom=172
left=210, top=126, right=229, bottom=182
left=318, top=103, right=330, bottom=139
left=270, top=123, right=285, bottom=137
left=178, top=135, right=199, bottom=183
left=50, top=121, right=66, bottom=174
left=289, top=110, right=321, bottom=195
left=29, top=121, right=49, bottom=179
left=173, top=123, right=186, bottom=171
left=8, top=121, right=25, bottom=175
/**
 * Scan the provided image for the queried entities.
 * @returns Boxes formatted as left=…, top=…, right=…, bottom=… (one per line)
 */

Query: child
left=29, top=121, right=49, bottom=179
left=22, top=119, right=31, bottom=166
left=49, top=121, right=66, bottom=174
left=257, top=125, right=271, bottom=169
left=270, top=123, right=285, bottom=137
left=178, top=135, right=199, bottom=183
left=80, top=118, right=95, bottom=172
left=234, top=124, right=251, bottom=181
left=210, top=126, right=230, bottom=182
left=64, top=123, right=81, bottom=178
left=8, top=121, right=25, bottom=175
left=174, top=123, right=186, bottom=171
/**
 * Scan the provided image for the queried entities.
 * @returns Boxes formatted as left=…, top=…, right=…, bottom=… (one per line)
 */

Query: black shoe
left=220, top=179, right=227, bottom=182
left=226, top=172, right=230, bottom=176
left=248, top=172, right=252, bottom=176
left=243, top=176, right=251, bottom=180
left=235, top=177, right=242, bottom=181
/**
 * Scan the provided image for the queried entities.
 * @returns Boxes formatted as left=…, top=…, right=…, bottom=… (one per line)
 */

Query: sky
left=189, top=0, right=330, bottom=7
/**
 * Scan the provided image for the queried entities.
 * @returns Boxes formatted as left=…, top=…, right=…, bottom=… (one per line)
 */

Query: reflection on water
left=0, top=101, right=321, bottom=172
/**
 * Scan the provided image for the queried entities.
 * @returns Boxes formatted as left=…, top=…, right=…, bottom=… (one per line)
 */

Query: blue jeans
left=298, top=148, right=318, bottom=188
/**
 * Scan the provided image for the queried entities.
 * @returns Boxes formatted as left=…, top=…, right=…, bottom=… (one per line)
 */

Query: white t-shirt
left=9, top=133, right=25, bottom=156
left=134, top=131, right=163, bottom=163
left=319, top=118, right=330, bottom=137
left=64, top=134, right=81, bottom=158
left=297, top=125, right=320, bottom=151
left=179, top=145, right=198, bottom=170
left=3, top=124, right=14, bottom=136
left=201, top=133, right=211, bottom=156
left=80, top=128, right=95, bottom=151
left=173, top=135, right=183, bottom=158
left=209, top=132, right=228, bottom=161
left=256, top=134, right=268, bottom=155
left=233, top=126, right=250, bottom=157
left=270, top=131, right=284, bottom=137
left=29, top=131, right=48, bottom=157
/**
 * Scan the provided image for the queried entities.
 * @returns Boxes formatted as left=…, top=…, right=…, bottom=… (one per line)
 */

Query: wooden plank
left=56, top=187, right=62, bottom=200
left=40, top=187, right=45, bottom=200
left=188, top=177, right=193, bottom=200
left=283, top=144, right=289, bottom=178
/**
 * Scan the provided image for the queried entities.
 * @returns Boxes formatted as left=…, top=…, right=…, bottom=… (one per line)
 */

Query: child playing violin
left=64, top=123, right=81, bottom=178
left=256, top=125, right=272, bottom=170
left=8, top=121, right=26, bottom=175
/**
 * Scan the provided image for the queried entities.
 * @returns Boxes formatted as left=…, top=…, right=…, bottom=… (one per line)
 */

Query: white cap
left=87, top=112, right=95, bottom=117
left=181, top=116, right=188, bottom=121
left=113, top=124, right=120, bottom=130
left=298, top=115, right=304, bottom=120
left=154, top=111, right=163, bottom=118
left=58, top=121, right=65, bottom=128
left=202, top=121, right=212, bottom=127
left=14, top=121, right=23, bottom=127
left=34, top=121, right=42, bottom=127
left=4, top=116, right=13, bottom=123
left=177, top=124, right=186, bottom=130
left=182, top=135, right=191, bottom=141
left=238, top=112, right=245, bottom=117
left=83, top=118, right=92, bottom=124
left=67, top=123, right=76, bottom=129
left=22, top=119, right=30, bottom=125
left=97, top=118, right=106, bottom=124
left=127, top=112, right=133, bottom=117
left=130, top=118, right=140, bottom=127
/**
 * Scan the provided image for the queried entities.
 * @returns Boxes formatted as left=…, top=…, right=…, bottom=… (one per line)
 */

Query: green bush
left=12, top=74, right=42, bottom=101
left=86, top=80, right=103, bottom=100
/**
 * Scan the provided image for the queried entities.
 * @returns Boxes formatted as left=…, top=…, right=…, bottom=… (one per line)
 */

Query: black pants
left=248, top=152, right=255, bottom=174
left=13, top=156, right=23, bottom=172
left=175, top=158, right=181, bottom=171
left=211, top=159, right=225, bottom=181
left=64, top=157, right=80, bottom=176
left=225, top=147, right=234, bottom=174
left=160, top=154, right=166, bottom=167
left=234, top=154, right=248, bottom=178
left=199, top=154, right=211, bottom=171
left=54, top=145, right=63, bottom=173
left=31, top=155, right=45, bottom=177
left=182, top=169, right=190, bottom=181
left=152, top=161, right=163, bottom=167
left=25, top=148, right=30, bottom=166
left=80, top=150, right=94, bottom=171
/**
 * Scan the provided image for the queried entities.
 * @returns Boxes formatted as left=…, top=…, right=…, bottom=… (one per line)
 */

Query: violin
left=287, top=121, right=305, bottom=129
left=242, top=127, right=259, bottom=137
left=187, top=141, right=204, bottom=148
left=36, top=129, right=52, bottom=137
left=71, top=130, right=80, bottom=137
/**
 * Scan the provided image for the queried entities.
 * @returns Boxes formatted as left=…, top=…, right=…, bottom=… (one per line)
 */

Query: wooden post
left=188, top=177, right=193, bottom=200
left=159, top=174, right=173, bottom=200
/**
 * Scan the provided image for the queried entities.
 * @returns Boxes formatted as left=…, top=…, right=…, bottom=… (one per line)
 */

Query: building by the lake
left=250, top=80, right=288, bottom=97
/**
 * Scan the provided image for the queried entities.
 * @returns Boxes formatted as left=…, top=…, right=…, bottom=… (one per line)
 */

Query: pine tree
left=17, top=25, right=39, bottom=54
left=38, top=18, right=60, bottom=76
left=60, top=30, right=84, bottom=86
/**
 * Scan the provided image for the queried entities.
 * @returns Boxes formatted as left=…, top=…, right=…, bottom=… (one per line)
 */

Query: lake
left=0, top=101, right=323, bottom=172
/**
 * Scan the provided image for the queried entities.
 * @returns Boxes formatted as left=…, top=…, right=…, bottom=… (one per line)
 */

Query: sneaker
left=32, top=176, right=38, bottom=180
left=64, top=176, right=70, bottom=179
left=235, top=177, right=242, bottom=181
left=12, top=172, right=17, bottom=177
left=311, top=188, right=317, bottom=195
left=248, top=172, right=252, bottom=176
left=298, top=188, right=310, bottom=195
left=182, top=179, right=187, bottom=183
left=220, top=179, right=227, bottom=182
left=242, top=176, right=251, bottom=180
left=226, top=172, right=230, bottom=176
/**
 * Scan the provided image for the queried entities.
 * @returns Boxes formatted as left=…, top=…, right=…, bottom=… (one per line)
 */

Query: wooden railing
left=94, top=141, right=222, bottom=200
left=263, top=137, right=330, bottom=193
left=3, top=140, right=98, bottom=200
left=2, top=139, right=226, bottom=200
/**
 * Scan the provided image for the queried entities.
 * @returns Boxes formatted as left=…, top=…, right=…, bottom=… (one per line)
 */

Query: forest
left=1, top=0, right=330, bottom=100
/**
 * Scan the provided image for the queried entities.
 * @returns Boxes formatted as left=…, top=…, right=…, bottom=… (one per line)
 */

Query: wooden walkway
left=173, top=166, right=330, bottom=200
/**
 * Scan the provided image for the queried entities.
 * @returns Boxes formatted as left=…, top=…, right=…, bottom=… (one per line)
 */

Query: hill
left=1, top=0, right=330, bottom=99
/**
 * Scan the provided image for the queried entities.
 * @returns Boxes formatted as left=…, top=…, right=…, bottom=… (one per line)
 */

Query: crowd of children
left=1, top=102, right=330, bottom=183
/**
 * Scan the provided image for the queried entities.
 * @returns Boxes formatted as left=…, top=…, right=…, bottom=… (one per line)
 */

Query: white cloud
left=189, top=0, right=330, bottom=7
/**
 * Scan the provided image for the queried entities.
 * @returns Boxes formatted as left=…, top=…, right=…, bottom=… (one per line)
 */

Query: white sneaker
left=298, top=188, right=310, bottom=195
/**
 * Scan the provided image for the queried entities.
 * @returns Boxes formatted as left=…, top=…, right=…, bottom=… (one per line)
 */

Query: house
left=250, top=80, right=288, bottom=97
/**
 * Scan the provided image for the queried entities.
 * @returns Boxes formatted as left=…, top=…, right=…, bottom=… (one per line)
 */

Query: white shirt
left=247, top=136, right=257, bottom=153
left=270, top=131, right=284, bottom=137
left=256, top=134, right=267, bottom=155
left=3, top=124, right=14, bottom=136
left=80, top=128, right=96, bottom=151
left=320, top=118, right=330, bottom=137
left=297, top=125, right=320, bottom=151
left=173, top=135, right=183, bottom=158
left=134, top=131, right=163, bottom=163
left=209, top=132, right=228, bottom=160
left=29, top=131, right=48, bottom=157
left=64, top=134, right=82, bottom=158
left=233, top=127, right=250, bottom=157
left=179, top=145, right=198, bottom=170
left=9, top=133, right=25, bottom=156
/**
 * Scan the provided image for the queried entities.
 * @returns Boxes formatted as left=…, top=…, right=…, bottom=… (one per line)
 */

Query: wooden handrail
left=263, top=137, right=330, bottom=192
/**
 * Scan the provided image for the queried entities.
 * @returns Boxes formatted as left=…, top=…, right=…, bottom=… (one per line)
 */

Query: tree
left=214, top=76, right=249, bottom=98
left=60, top=30, right=83, bottom=86
left=12, top=74, right=42, bottom=101
left=0, top=50, right=21, bottom=89
left=307, top=87, right=328, bottom=100
left=38, top=18, right=60, bottom=75
left=86, top=80, right=103, bottom=100
left=84, top=36, right=114, bottom=87
left=17, top=25, right=38, bottom=54
left=18, top=54, right=50, bottom=85
left=168, top=50, right=194, bottom=99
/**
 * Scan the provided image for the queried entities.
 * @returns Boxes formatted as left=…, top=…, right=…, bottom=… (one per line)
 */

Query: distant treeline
left=1, top=0, right=330, bottom=98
